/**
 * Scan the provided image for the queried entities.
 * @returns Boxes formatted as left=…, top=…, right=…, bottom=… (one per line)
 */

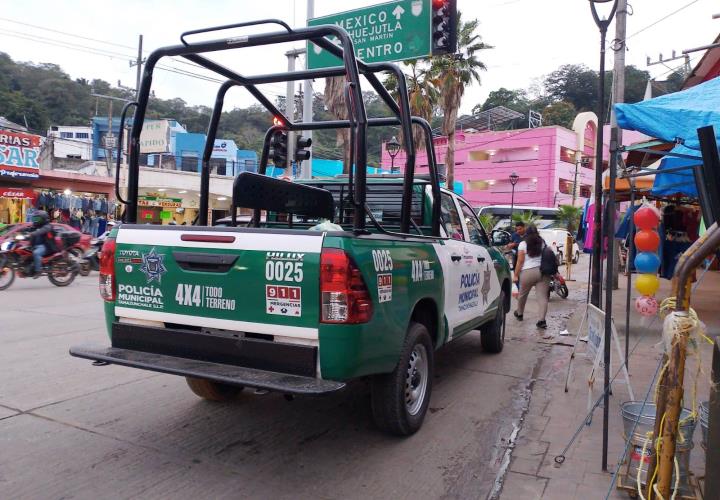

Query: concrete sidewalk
left=499, top=261, right=717, bottom=500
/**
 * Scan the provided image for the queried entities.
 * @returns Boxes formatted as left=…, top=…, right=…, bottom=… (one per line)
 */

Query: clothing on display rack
left=33, top=190, right=112, bottom=236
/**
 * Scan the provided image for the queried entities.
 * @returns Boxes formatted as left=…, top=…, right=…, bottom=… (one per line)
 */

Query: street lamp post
left=589, top=0, right=618, bottom=474
left=387, top=136, right=401, bottom=174
left=589, top=0, right=617, bottom=309
left=509, top=171, right=519, bottom=225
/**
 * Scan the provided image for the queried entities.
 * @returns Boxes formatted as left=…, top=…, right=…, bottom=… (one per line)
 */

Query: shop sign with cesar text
left=0, top=188, right=36, bottom=199
left=0, top=130, right=42, bottom=179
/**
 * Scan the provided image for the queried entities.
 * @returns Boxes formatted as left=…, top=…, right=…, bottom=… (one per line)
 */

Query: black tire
left=481, top=290, right=506, bottom=353
left=185, top=377, right=244, bottom=401
left=0, top=261, right=15, bottom=291
left=573, top=251, right=580, bottom=264
left=371, top=322, right=433, bottom=436
left=47, top=258, right=77, bottom=287
left=557, top=284, right=569, bottom=299
left=557, top=251, right=564, bottom=264
left=69, top=248, right=90, bottom=276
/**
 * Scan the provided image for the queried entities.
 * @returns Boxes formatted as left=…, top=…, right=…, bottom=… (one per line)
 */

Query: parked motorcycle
left=0, top=232, right=80, bottom=290
left=548, top=272, right=569, bottom=299
left=80, top=233, right=106, bottom=274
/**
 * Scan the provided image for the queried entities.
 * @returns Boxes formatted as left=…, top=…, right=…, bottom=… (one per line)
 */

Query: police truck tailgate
left=113, top=225, right=324, bottom=343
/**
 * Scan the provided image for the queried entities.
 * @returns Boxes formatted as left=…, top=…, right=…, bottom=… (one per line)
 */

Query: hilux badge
left=140, top=248, right=167, bottom=283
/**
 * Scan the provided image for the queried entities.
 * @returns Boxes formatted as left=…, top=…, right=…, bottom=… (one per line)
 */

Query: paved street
left=0, top=269, right=581, bottom=499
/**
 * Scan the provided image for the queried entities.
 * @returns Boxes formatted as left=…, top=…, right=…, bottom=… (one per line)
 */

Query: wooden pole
left=651, top=223, right=720, bottom=498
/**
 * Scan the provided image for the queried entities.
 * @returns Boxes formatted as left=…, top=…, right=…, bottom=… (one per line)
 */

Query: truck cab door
left=438, top=193, right=483, bottom=339
left=456, top=197, right=502, bottom=320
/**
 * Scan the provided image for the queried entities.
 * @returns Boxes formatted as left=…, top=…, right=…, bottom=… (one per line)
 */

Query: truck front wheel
left=480, top=290, right=506, bottom=353
left=371, top=322, right=434, bottom=436
left=185, top=377, right=244, bottom=402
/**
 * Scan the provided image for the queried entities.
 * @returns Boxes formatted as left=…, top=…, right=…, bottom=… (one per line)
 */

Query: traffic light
left=270, top=130, right=288, bottom=167
left=431, top=0, right=457, bottom=56
left=295, top=135, right=312, bottom=162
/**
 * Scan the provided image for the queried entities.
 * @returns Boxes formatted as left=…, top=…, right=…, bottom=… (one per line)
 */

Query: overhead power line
left=0, top=31, right=286, bottom=99
left=0, top=16, right=290, bottom=96
left=0, top=16, right=137, bottom=50
left=624, top=0, right=702, bottom=43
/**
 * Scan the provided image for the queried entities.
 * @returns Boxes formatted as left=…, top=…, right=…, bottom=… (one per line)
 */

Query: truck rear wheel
left=371, top=322, right=433, bottom=436
left=481, top=290, right=506, bottom=353
left=185, top=377, right=244, bottom=402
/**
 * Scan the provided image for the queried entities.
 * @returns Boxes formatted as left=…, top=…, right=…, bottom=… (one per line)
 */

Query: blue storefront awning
left=651, top=145, right=702, bottom=198
left=615, top=76, right=720, bottom=151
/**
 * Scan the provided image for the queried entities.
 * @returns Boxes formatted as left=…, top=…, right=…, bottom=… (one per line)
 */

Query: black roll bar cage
left=122, top=20, right=441, bottom=236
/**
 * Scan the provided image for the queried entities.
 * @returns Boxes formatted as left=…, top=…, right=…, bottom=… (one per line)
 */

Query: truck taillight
left=99, top=238, right=116, bottom=301
left=320, top=248, right=373, bottom=324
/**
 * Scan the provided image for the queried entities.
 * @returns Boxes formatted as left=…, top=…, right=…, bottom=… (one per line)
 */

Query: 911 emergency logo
left=140, top=248, right=167, bottom=284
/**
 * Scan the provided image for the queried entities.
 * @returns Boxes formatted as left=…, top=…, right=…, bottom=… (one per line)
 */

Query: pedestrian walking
left=513, top=225, right=550, bottom=329
left=507, top=221, right=526, bottom=270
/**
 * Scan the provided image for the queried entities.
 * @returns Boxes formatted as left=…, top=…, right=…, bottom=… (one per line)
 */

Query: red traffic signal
left=431, top=0, right=457, bottom=56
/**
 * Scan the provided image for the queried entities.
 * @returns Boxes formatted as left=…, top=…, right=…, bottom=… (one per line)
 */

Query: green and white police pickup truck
left=70, top=19, right=512, bottom=435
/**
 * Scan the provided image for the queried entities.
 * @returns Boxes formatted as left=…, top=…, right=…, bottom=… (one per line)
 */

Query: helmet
left=32, top=210, right=49, bottom=228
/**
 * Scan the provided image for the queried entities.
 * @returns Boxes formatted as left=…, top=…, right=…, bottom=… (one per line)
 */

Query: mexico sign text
left=307, top=0, right=431, bottom=69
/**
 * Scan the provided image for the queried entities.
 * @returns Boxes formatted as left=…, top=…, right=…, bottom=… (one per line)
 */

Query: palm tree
left=511, top=210, right=539, bottom=227
left=324, top=76, right=352, bottom=173
left=477, top=213, right=499, bottom=233
left=557, top=204, right=583, bottom=233
left=431, top=14, right=491, bottom=192
left=384, top=60, right=439, bottom=152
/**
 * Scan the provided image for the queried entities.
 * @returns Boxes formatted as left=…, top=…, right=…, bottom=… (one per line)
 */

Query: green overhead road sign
left=307, top=0, right=432, bottom=69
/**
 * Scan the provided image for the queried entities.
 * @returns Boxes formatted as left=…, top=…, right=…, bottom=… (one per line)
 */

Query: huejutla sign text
left=307, top=0, right=431, bottom=69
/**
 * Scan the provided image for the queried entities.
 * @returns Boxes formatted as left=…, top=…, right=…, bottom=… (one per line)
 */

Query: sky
left=1, top=0, right=718, bottom=116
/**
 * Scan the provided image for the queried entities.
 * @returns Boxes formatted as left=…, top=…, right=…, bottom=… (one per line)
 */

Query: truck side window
left=458, top=199, right=490, bottom=246
left=440, top=193, right=464, bottom=240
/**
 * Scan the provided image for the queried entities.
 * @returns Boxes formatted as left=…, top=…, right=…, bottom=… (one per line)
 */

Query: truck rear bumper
left=69, top=343, right=346, bottom=395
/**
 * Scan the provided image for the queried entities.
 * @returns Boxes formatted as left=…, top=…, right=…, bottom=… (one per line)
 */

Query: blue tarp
left=615, top=76, right=720, bottom=151
left=651, top=144, right=702, bottom=198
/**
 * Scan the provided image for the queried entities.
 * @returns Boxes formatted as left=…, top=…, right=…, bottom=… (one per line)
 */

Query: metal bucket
left=621, top=401, right=697, bottom=497
left=620, top=401, right=696, bottom=450
left=699, top=401, right=709, bottom=449
left=626, top=445, right=693, bottom=497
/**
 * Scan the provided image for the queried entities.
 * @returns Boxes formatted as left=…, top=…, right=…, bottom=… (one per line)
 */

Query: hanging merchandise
left=634, top=295, right=659, bottom=316
left=634, top=229, right=660, bottom=252
left=635, top=273, right=660, bottom=296
left=633, top=206, right=660, bottom=230
left=634, top=252, right=661, bottom=274
left=633, top=202, right=662, bottom=317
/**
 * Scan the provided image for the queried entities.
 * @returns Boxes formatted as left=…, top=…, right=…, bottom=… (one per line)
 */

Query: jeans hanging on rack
left=90, top=217, right=100, bottom=238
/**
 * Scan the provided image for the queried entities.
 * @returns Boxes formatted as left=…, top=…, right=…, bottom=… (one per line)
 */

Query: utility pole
left=285, top=48, right=304, bottom=173
left=610, top=0, right=627, bottom=291
left=130, top=35, right=144, bottom=99
left=301, top=0, right=315, bottom=179
left=91, top=93, right=133, bottom=176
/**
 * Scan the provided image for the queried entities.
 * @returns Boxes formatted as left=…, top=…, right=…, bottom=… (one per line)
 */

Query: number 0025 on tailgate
left=265, top=284, right=302, bottom=316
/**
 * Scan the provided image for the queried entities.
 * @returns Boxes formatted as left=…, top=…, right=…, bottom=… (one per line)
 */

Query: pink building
left=381, top=116, right=603, bottom=209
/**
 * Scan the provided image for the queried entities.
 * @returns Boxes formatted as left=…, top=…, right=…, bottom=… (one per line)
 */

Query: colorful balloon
left=633, top=206, right=660, bottom=230
left=635, top=295, right=659, bottom=316
left=635, top=230, right=661, bottom=252
left=636, top=273, right=660, bottom=296
left=634, top=252, right=661, bottom=274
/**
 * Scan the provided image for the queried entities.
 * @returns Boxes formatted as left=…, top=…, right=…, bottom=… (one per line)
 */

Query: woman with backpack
left=513, top=225, right=555, bottom=329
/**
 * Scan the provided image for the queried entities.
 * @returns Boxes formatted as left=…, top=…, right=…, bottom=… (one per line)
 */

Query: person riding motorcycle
left=27, top=211, right=57, bottom=278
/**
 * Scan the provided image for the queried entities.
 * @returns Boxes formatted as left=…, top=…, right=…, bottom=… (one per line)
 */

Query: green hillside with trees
left=0, top=51, right=687, bottom=166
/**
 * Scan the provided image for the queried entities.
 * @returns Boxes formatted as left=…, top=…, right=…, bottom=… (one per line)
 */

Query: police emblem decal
left=140, top=248, right=167, bottom=283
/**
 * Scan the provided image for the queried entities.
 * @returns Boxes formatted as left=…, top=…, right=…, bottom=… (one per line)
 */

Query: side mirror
left=491, top=229, right=512, bottom=247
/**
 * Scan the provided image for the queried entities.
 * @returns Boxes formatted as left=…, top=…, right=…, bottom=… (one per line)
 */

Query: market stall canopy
left=652, top=144, right=702, bottom=198
left=615, top=76, right=720, bottom=150
left=603, top=173, right=655, bottom=201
